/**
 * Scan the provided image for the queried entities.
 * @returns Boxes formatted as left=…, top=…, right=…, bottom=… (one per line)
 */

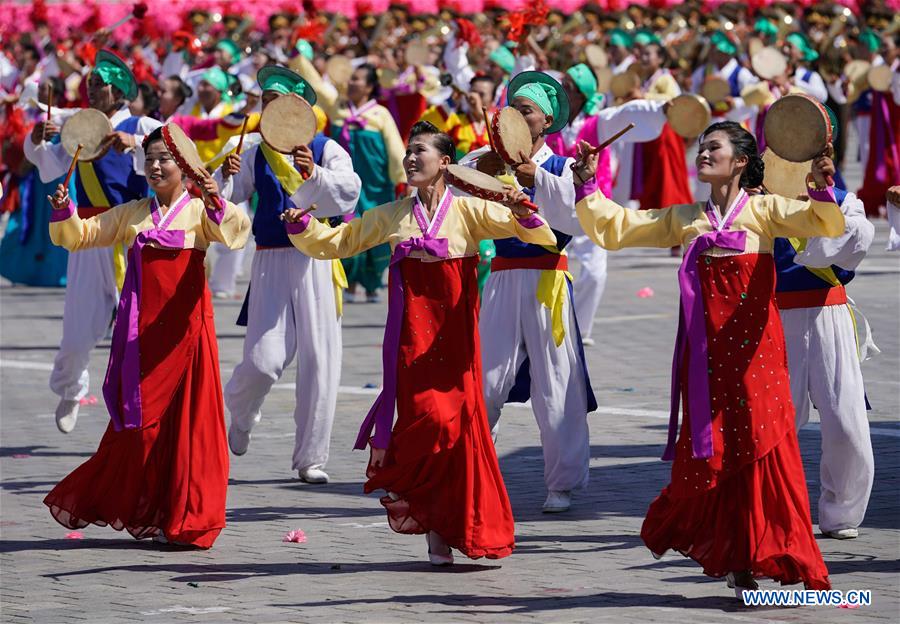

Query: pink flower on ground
left=637, top=287, right=655, bottom=298
left=11, top=454, right=30, bottom=459
left=282, top=529, right=307, bottom=543
left=65, top=531, right=84, bottom=539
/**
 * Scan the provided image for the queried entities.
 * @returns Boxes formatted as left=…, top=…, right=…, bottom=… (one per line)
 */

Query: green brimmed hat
left=634, top=29, right=661, bottom=47
left=786, top=32, right=819, bottom=63
left=710, top=31, right=738, bottom=56
left=566, top=64, right=604, bottom=115
left=609, top=28, right=634, bottom=49
left=257, top=65, right=317, bottom=105
left=295, top=39, right=314, bottom=61
left=93, top=49, right=138, bottom=101
left=507, top=70, right=570, bottom=135
left=216, top=39, right=243, bottom=63
left=489, top=45, right=516, bottom=74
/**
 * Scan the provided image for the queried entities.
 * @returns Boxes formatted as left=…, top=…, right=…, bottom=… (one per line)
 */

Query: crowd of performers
left=1, top=0, right=899, bottom=601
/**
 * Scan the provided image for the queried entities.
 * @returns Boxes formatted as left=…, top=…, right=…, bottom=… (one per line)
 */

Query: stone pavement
left=1, top=229, right=899, bottom=623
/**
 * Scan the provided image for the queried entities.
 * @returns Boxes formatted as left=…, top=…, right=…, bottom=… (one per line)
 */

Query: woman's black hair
left=701, top=120, right=765, bottom=189
left=166, top=75, right=193, bottom=106
left=136, top=82, right=160, bottom=117
left=356, top=63, right=381, bottom=99
left=141, top=126, right=165, bottom=151
left=408, top=120, right=457, bottom=163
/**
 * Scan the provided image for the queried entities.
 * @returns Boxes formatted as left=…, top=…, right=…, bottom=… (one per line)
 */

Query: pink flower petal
left=65, top=531, right=84, bottom=539
left=637, top=287, right=655, bottom=298
left=11, top=454, right=30, bottom=459
left=282, top=529, right=307, bottom=543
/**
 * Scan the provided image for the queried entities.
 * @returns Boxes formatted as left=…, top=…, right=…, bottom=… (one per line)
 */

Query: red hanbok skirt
left=44, top=247, right=229, bottom=549
left=641, top=253, right=830, bottom=589
left=364, top=256, right=515, bottom=560
left=639, top=123, right=694, bottom=210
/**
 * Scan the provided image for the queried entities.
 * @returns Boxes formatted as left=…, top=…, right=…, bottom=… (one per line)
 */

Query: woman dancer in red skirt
left=568, top=121, right=842, bottom=597
left=282, top=121, right=556, bottom=565
left=44, top=126, right=250, bottom=548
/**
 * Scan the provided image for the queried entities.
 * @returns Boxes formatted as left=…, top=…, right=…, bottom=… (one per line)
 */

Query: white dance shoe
left=542, top=490, right=571, bottom=513
left=582, top=337, right=595, bottom=347
left=55, top=399, right=80, bottom=434
left=426, top=532, right=453, bottom=566
left=227, top=423, right=251, bottom=456
left=823, top=527, right=859, bottom=539
left=299, top=467, right=330, bottom=484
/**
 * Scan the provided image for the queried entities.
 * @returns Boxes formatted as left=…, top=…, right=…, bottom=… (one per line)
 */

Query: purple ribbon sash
left=339, top=100, right=377, bottom=154
left=663, top=192, right=749, bottom=460
left=354, top=190, right=453, bottom=450
left=872, top=92, right=900, bottom=185
left=102, top=193, right=191, bottom=431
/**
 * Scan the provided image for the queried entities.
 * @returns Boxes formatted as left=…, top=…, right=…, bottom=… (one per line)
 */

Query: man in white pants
left=464, top=71, right=595, bottom=513
left=774, top=188, right=875, bottom=539
left=215, top=66, right=361, bottom=483
left=23, top=50, right=161, bottom=433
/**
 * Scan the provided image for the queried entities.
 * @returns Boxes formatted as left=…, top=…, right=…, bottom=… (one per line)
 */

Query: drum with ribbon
left=666, top=94, right=711, bottom=138
left=867, top=65, right=893, bottom=93
left=489, top=106, right=532, bottom=167
left=61, top=109, right=113, bottom=161
left=325, top=55, right=354, bottom=89
left=444, top=164, right=538, bottom=212
left=701, top=76, right=731, bottom=105
left=764, top=93, right=833, bottom=163
left=751, top=47, right=788, bottom=81
left=161, top=122, right=210, bottom=188
left=259, top=93, right=318, bottom=154
left=761, top=149, right=811, bottom=200
left=844, top=60, right=871, bottom=103
left=610, top=70, right=641, bottom=100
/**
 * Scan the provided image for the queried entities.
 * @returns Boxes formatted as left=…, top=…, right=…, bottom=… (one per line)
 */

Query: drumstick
left=63, top=144, right=83, bottom=187
left=46, top=89, right=52, bottom=123
left=589, top=123, right=635, bottom=154
left=233, top=116, right=250, bottom=155
left=483, top=107, right=498, bottom=154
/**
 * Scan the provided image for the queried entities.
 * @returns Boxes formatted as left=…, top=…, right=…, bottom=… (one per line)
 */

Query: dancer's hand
left=223, top=153, right=241, bottom=179
left=810, top=144, right=836, bottom=190
left=571, top=140, right=599, bottom=186
left=887, top=185, right=900, bottom=206
left=514, top=151, right=537, bottom=187
left=31, top=120, right=59, bottom=144
left=47, top=183, right=69, bottom=211
left=282, top=204, right=317, bottom=223
left=501, top=186, right=534, bottom=218
left=292, top=145, right=315, bottom=177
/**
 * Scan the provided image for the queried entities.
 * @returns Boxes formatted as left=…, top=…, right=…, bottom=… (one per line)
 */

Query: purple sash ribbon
left=663, top=192, right=749, bottom=460
left=353, top=190, right=453, bottom=450
left=872, top=92, right=900, bottom=185
left=339, top=100, right=377, bottom=154
left=102, top=193, right=191, bottom=431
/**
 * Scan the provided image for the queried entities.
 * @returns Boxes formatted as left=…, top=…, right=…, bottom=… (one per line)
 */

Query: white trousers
left=50, top=247, right=118, bottom=401
left=480, top=269, right=591, bottom=492
left=569, top=235, right=607, bottom=341
left=781, top=304, right=874, bottom=532
left=224, top=248, right=341, bottom=472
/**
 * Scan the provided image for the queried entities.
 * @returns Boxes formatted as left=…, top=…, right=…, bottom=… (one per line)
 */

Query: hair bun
left=741, top=153, right=765, bottom=189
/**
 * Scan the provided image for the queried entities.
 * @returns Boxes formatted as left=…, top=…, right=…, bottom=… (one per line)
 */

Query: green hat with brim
left=634, top=29, right=661, bottom=47
left=507, top=70, right=570, bottom=135
left=93, top=49, right=138, bottom=101
left=489, top=46, right=516, bottom=74
left=216, top=39, right=243, bottom=63
left=859, top=29, right=881, bottom=54
left=257, top=65, right=317, bottom=105
left=710, top=31, right=738, bottom=56
left=295, top=39, right=314, bottom=61
left=609, top=28, right=634, bottom=49
left=786, top=32, right=819, bottom=63
left=754, top=17, right=778, bottom=38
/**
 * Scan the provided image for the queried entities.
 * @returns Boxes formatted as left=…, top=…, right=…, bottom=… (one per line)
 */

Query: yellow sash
left=77, top=162, right=126, bottom=292
left=260, top=143, right=306, bottom=195
left=537, top=268, right=574, bottom=347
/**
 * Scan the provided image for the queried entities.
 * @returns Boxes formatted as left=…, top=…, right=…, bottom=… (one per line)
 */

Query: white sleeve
left=885, top=201, right=900, bottom=251
left=289, top=140, right=362, bottom=218
left=892, top=71, right=900, bottom=106
left=737, top=67, right=759, bottom=92
left=596, top=99, right=666, bottom=143
left=795, top=192, right=875, bottom=270
left=512, top=54, right=536, bottom=75
left=215, top=145, right=256, bottom=204
left=794, top=70, right=829, bottom=103
left=533, top=159, right=579, bottom=235
left=23, top=138, right=69, bottom=183
left=443, top=35, right=475, bottom=92
left=827, top=78, right=847, bottom=105
left=690, top=67, right=703, bottom=94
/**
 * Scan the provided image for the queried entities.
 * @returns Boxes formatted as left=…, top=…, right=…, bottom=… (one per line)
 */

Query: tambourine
left=666, top=94, right=711, bottom=138
left=593, top=66, right=613, bottom=95
left=610, top=70, right=640, bottom=100
left=751, top=47, right=788, bottom=81
left=61, top=109, right=113, bottom=161
left=764, top=93, right=832, bottom=163
left=161, top=122, right=209, bottom=188
left=259, top=94, right=317, bottom=154
left=325, top=55, right=354, bottom=88
left=489, top=107, right=532, bottom=167
left=868, top=65, right=893, bottom=93
left=405, top=39, right=430, bottom=67
left=701, top=76, right=731, bottom=105
left=444, top=164, right=538, bottom=212
left=844, top=60, right=872, bottom=104
left=747, top=37, right=765, bottom=58
left=585, top=44, right=608, bottom=69
left=761, top=149, right=811, bottom=200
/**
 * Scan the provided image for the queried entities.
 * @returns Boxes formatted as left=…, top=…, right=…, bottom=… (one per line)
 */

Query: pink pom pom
left=282, top=529, right=307, bottom=543
left=65, top=531, right=84, bottom=539
left=637, top=287, right=655, bottom=298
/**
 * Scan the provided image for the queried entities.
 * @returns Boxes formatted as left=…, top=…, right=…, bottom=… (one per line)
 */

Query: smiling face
left=511, top=95, right=552, bottom=142
left=696, top=130, right=747, bottom=184
left=143, top=139, right=184, bottom=197
left=347, top=68, right=374, bottom=106
left=403, top=134, right=450, bottom=188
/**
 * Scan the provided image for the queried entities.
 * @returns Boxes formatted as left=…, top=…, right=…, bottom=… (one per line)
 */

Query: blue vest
left=727, top=64, right=743, bottom=97
left=774, top=187, right=855, bottom=292
left=251, top=133, right=329, bottom=248
left=494, top=154, right=572, bottom=257
left=73, top=116, right=148, bottom=206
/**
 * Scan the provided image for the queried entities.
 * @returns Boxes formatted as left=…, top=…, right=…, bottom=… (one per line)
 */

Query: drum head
left=259, top=94, right=317, bottom=154
left=325, top=55, right=354, bottom=87
left=161, top=123, right=207, bottom=185
left=594, top=66, right=613, bottom=94
left=764, top=94, right=830, bottom=162
left=444, top=164, right=507, bottom=199
left=493, top=107, right=532, bottom=165
left=666, top=94, right=711, bottom=138
left=868, top=65, right=893, bottom=92
left=585, top=44, right=608, bottom=69
left=405, top=39, right=430, bottom=67
left=61, top=109, right=113, bottom=161
left=610, top=71, right=640, bottom=99
left=379, top=67, right=398, bottom=89
left=762, top=148, right=811, bottom=200
left=751, top=47, right=788, bottom=81
left=701, top=77, right=731, bottom=104
left=747, top=37, right=765, bottom=58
